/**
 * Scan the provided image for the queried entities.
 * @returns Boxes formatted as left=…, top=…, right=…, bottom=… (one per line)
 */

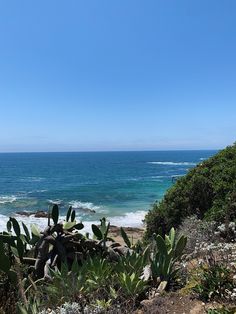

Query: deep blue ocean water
left=0, top=150, right=217, bottom=229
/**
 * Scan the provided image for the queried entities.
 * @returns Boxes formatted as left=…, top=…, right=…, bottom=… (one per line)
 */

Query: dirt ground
left=108, top=225, right=144, bottom=245
left=138, top=293, right=205, bottom=314
left=136, top=292, right=229, bottom=314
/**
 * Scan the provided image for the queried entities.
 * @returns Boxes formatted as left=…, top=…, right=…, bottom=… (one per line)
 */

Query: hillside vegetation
left=145, top=143, right=236, bottom=238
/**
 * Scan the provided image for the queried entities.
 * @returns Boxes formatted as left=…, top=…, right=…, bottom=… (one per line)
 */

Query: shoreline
left=0, top=211, right=146, bottom=242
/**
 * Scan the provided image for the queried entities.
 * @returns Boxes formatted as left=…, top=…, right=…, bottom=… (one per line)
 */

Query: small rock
left=35, top=210, right=48, bottom=218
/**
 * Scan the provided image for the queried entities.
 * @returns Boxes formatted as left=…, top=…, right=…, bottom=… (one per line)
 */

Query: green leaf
left=120, top=227, right=131, bottom=248
left=10, top=217, right=21, bottom=237
left=155, top=234, right=168, bottom=256
left=51, top=204, right=59, bottom=225
left=169, top=227, right=176, bottom=247
left=100, top=217, right=107, bottom=234
left=10, top=246, right=19, bottom=257
left=174, top=235, right=187, bottom=258
left=63, top=221, right=76, bottom=230
left=61, top=262, right=69, bottom=278
left=71, top=259, right=79, bottom=274
left=17, top=238, right=24, bottom=260
left=22, top=222, right=30, bottom=241
left=104, top=222, right=110, bottom=240
left=74, top=223, right=84, bottom=230
left=29, top=234, right=40, bottom=245
left=6, top=220, right=12, bottom=233
left=66, top=206, right=72, bottom=222
left=31, top=224, right=41, bottom=237
left=71, top=210, right=76, bottom=222
left=91, top=224, right=103, bottom=240
left=0, top=234, right=16, bottom=246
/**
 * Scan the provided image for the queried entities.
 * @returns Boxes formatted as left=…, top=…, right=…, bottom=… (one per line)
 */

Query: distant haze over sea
left=0, top=150, right=217, bottom=232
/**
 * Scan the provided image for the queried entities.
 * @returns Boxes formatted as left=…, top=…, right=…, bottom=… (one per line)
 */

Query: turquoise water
left=0, top=150, right=216, bottom=229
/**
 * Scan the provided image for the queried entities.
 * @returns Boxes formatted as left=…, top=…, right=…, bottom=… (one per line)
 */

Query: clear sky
left=0, top=1, right=235, bottom=152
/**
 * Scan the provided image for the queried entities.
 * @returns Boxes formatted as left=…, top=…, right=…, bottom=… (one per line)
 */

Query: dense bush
left=145, top=143, right=236, bottom=238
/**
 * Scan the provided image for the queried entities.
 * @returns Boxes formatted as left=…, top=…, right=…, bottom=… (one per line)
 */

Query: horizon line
left=0, top=148, right=219, bottom=154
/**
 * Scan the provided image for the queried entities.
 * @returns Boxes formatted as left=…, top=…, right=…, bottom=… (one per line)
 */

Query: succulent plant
left=151, top=227, right=187, bottom=290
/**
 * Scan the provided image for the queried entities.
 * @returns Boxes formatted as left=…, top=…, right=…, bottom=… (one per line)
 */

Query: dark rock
left=110, top=242, right=122, bottom=248
left=16, top=211, right=35, bottom=216
left=35, top=211, right=48, bottom=218
left=107, top=247, right=120, bottom=261
left=16, top=210, right=48, bottom=218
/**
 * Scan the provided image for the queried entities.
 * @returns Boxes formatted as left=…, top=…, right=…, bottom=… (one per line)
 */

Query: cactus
left=91, top=217, right=114, bottom=250
left=51, top=204, right=59, bottom=225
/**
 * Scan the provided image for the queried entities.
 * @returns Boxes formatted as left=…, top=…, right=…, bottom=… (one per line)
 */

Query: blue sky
left=0, top=0, right=235, bottom=152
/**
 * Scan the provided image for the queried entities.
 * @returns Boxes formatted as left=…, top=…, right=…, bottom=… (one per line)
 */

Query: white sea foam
left=200, top=158, right=207, bottom=161
left=150, top=175, right=168, bottom=178
left=78, top=211, right=146, bottom=234
left=19, top=177, right=45, bottom=182
left=108, top=210, right=146, bottom=228
left=0, top=195, right=17, bottom=204
left=48, top=199, right=63, bottom=205
left=147, top=161, right=197, bottom=166
left=0, top=214, right=48, bottom=232
left=0, top=209, right=146, bottom=235
left=69, top=200, right=100, bottom=212
left=28, top=189, right=48, bottom=194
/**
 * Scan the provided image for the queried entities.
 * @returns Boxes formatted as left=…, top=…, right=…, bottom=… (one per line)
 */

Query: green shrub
left=207, top=308, right=236, bottom=314
left=193, top=263, right=234, bottom=301
left=145, top=143, right=236, bottom=238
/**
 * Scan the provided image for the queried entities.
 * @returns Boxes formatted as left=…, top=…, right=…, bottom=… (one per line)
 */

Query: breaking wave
left=147, top=161, right=197, bottom=166
left=0, top=195, right=17, bottom=204
left=69, top=200, right=100, bottom=212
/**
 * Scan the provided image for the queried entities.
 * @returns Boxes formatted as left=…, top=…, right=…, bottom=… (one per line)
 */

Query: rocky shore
left=15, top=211, right=145, bottom=244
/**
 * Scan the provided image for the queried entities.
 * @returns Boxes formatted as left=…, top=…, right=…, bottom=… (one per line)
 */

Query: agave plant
left=82, top=256, right=112, bottom=292
left=118, top=272, right=148, bottom=297
left=151, top=227, right=187, bottom=290
left=116, top=248, right=149, bottom=277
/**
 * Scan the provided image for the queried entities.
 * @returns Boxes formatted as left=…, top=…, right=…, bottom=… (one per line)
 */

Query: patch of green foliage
left=145, top=143, right=236, bottom=238
left=193, top=263, right=234, bottom=301
left=207, top=307, right=236, bottom=314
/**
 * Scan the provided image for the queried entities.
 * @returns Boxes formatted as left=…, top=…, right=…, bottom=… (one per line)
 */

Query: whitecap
left=48, top=199, right=63, bottom=205
left=74, top=210, right=146, bottom=234
left=0, top=195, right=17, bottom=204
left=27, top=189, right=48, bottom=194
left=69, top=200, right=100, bottom=212
left=108, top=210, right=146, bottom=228
left=147, top=161, right=197, bottom=166
left=19, top=177, right=45, bottom=182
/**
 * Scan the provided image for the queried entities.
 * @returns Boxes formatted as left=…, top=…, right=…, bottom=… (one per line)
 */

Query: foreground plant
left=193, top=263, right=235, bottom=301
left=151, top=227, right=187, bottom=290
left=118, top=272, right=147, bottom=297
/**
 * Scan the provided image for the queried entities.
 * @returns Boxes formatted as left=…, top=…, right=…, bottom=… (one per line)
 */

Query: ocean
left=0, top=150, right=217, bottom=232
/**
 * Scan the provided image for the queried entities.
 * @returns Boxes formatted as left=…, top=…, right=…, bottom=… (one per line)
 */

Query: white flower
left=229, top=222, right=236, bottom=229
left=218, top=224, right=226, bottom=232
